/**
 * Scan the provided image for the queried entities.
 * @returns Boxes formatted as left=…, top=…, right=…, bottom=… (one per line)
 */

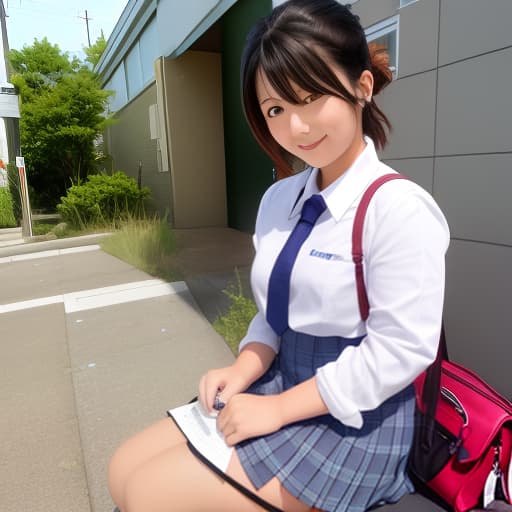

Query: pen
left=213, top=391, right=225, bottom=411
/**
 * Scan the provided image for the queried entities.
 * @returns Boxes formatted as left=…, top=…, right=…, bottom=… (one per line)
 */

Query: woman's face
left=255, top=66, right=371, bottom=183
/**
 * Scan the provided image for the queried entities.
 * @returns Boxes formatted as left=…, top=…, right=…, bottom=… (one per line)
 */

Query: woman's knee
left=107, top=441, right=132, bottom=506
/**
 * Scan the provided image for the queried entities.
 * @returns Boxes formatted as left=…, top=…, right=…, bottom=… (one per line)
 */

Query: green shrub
left=0, top=187, right=16, bottom=227
left=57, top=172, right=150, bottom=229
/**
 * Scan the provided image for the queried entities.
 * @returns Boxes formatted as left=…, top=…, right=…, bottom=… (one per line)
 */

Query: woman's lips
left=298, top=135, right=327, bottom=151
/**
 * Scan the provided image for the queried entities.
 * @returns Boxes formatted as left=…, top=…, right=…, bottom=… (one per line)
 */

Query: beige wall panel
left=105, top=84, right=172, bottom=216
left=164, top=51, right=227, bottom=228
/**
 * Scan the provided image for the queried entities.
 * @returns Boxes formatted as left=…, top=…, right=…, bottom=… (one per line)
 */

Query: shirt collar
left=289, top=137, right=381, bottom=222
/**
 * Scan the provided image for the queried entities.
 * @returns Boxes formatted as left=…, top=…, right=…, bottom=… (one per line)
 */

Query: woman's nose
left=289, top=111, right=310, bottom=135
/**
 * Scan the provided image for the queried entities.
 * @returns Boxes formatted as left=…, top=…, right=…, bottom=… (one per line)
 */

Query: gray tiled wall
left=438, top=0, right=512, bottom=66
left=383, top=157, right=434, bottom=193
left=396, top=0, right=439, bottom=78
left=378, top=70, right=437, bottom=160
left=352, top=0, right=512, bottom=386
left=445, top=240, right=512, bottom=397
left=434, top=154, right=512, bottom=246
left=436, top=47, right=512, bottom=156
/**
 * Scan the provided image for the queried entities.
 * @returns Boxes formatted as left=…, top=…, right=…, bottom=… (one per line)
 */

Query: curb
left=0, top=232, right=112, bottom=259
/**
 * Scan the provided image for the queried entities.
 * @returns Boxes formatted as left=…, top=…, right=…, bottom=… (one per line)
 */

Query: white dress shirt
left=239, top=138, right=450, bottom=429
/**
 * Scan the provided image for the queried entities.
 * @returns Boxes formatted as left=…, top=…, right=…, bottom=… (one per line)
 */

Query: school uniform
left=235, top=137, right=450, bottom=512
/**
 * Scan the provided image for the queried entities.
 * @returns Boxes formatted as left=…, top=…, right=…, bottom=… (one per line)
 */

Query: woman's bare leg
left=109, top=417, right=311, bottom=512
left=108, top=418, right=186, bottom=509
left=122, top=445, right=310, bottom=512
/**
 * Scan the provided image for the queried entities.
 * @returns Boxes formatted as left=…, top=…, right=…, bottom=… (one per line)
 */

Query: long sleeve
left=316, top=189, right=449, bottom=428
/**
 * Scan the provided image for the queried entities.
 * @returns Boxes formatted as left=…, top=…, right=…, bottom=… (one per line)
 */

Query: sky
left=4, top=0, right=128, bottom=59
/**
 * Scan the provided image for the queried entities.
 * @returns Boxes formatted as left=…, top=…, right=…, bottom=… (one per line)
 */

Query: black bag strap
left=352, top=173, right=448, bottom=449
left=187, top=442, right=284, bottom=512
left=181, top=399, right=284, bottom=512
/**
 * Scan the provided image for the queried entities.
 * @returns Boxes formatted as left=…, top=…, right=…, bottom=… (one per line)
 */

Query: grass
left=0, top=188, right=16, bottom=228
left=31, top=217, right=110, bottom=238
left=100, top=218, right=179, bottom=282
left=213, top=270, right=257, bottom=354
left=32, top=222, right=56, bottom=236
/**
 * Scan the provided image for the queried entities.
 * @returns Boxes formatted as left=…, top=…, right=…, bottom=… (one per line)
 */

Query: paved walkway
left=0, top=227, right=254, bottom=512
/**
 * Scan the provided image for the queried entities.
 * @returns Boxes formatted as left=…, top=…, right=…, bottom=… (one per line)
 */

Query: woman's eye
left=303, top=93, right=321, bottom=104
left=267, top=106, right=283, bottom=118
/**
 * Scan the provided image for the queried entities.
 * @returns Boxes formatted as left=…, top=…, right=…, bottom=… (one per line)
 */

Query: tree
left=84, top=32, right=107, bottom=68
left=8, top=38, right=112, bottom=209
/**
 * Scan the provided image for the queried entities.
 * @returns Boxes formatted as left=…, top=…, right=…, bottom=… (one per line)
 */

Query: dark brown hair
left=241, top=0, right=392, bottom=179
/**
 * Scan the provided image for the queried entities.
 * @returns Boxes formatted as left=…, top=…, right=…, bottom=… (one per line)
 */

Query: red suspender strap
left=352, top=173, right=409, bottom=321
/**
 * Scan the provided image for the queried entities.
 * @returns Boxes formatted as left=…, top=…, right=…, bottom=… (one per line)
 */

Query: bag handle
left=352, top=173, right=448, bottom=448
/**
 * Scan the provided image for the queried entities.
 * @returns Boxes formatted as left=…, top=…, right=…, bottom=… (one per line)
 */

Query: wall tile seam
left=437, top=43, right=512, bottom=71
left=450, top=238, right=512, bottom=250
left=383, top=151, right=512, bottom=161
left=394, top=67, right=437, bottom=82
left=391, top=44, right=512, bottom=82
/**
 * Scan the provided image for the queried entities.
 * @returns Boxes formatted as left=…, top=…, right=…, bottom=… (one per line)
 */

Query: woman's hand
left=198, top=366, right=248, bottom=415
left=216, top=393, right=284, bottom=445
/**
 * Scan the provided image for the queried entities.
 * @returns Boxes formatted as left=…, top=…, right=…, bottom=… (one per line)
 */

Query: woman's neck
left=317, top=136, right=367, bottom=190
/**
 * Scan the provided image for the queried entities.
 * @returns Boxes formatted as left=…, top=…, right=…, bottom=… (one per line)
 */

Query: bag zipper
left=442, top=366, right=512, bottom=414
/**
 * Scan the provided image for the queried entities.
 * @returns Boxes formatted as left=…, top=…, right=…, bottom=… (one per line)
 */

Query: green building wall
left=221, top=0, right=273, bottom=233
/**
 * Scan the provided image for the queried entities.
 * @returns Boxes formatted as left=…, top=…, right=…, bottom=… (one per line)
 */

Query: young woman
left=108, top=1, right=449, bottom=511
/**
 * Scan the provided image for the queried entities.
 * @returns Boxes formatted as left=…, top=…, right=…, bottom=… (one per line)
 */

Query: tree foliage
left=8, top=38, right=112, bottom=209
left=84, top=32, right=107, bottom=68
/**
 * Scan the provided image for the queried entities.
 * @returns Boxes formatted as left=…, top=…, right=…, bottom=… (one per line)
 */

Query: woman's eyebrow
left=259, top=96, right=281, bottom=105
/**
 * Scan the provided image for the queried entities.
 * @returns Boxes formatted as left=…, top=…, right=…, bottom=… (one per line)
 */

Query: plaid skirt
left=236, top=329, right=415, bottom=512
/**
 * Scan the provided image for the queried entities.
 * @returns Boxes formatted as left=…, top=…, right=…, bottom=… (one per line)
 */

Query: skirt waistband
left=278, top=329, right=365, bottom=389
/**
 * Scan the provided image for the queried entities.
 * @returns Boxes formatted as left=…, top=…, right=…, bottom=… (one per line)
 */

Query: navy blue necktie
left=266, top=194, right=327, bottom=335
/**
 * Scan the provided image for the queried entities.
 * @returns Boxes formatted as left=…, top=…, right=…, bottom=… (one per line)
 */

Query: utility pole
left=78, top=9, right=92, bottom=47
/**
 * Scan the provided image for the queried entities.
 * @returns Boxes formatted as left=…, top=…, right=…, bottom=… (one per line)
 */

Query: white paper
left=507, top=449, right=512, bottom=503
left=168, top=402, right=233, bottom=472
left=483, top=468, right=497, bottom=508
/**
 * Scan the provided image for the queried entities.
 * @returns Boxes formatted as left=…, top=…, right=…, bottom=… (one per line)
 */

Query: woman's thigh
left=123, top=443, right=311, bottom=512
left=108, top=417, right=184, bottom=505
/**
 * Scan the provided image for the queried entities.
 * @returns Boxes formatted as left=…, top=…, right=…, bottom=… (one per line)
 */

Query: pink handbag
left=411, top=357, right=512, bottom=511
left=353, top=174, right=512, bottom=511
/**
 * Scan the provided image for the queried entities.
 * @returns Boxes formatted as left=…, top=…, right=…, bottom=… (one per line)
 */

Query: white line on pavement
left=0, top=279, right=188, bottom=315
left=0, top=244, right=101, bottom=264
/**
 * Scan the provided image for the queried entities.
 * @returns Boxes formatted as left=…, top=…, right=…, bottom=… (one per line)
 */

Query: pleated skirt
left=236, top=329, right=415, bottom=512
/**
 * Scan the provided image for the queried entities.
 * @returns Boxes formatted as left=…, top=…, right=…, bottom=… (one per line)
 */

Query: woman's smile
left=298, top=135, right=327, bottom=151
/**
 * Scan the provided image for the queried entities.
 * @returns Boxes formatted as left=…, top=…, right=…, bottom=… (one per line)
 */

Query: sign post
left=15, top=156, right=33, bottom=238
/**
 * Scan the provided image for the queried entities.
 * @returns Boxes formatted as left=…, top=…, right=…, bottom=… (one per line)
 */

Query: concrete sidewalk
left=0, top=227, right=254, bottom=512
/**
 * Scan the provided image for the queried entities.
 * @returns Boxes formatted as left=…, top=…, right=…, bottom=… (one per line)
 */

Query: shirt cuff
left=238, top=311, right=280, bottom=354
left=316, top=362, right=364, bottom=429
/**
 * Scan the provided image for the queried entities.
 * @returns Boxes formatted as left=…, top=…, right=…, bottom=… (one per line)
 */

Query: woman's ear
left=358, top=70, right=374, bottom=104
